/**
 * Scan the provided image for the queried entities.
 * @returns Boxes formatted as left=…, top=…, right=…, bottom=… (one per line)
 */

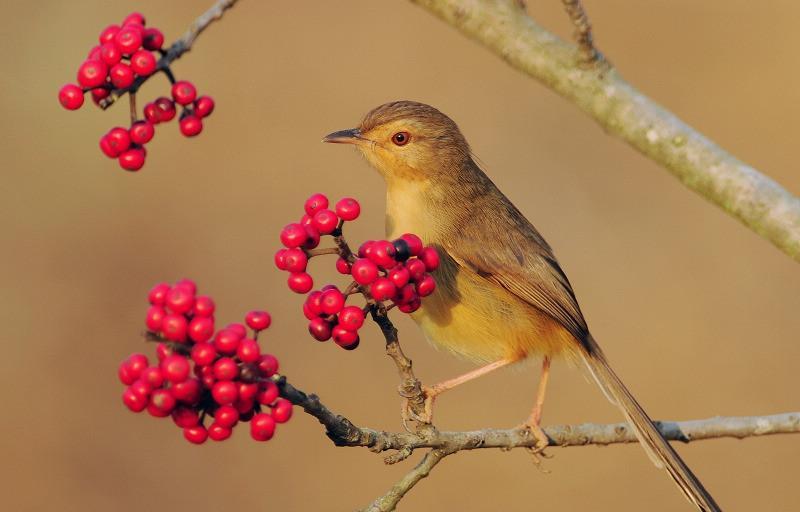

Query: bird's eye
left=391, top=131, right=410, bottom=146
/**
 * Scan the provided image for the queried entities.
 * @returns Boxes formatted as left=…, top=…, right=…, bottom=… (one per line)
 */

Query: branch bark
left=409, top=0, right=800, bottom=261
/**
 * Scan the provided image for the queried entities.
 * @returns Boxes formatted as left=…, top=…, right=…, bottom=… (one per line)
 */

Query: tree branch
left=409, top=0, right=800, bottom=261
left=361, top=448, right=452, bottom=512
left=560, top=0, right=603, bottom=64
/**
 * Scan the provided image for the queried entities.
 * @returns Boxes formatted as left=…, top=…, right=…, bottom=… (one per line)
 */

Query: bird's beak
left=322, top=128, right=363, bottom=145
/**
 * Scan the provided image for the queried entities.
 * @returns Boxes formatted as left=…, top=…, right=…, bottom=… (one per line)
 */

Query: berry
left=91, top=87, right=110, bottom=104
left=368, top=240, right=396, bottom=269
left=145, top=305, right=166, bottom=331
left=102, top=127, right=131, bottom=157
left=122, top=12, right=146, bottom=26
left=100, top=42, right=122, bottom=66
left=214, top=328, right=242, bottom=355
left=191, top=342, right=217, bottom=366
left=332, top=325, right=359, bottom=348
left=148, top=282, right=170, bottom=305
left=142, top=27, right=164, bottom=50
left=213, top=357, right=239, bottom=381
left=274, top=249, right=289, bottom=270
left=370, top=278, right=397, bottom=301
left=304, top=193, right=329, bottom=216
left=335, top=257, right=351, bottom=274
left=335, top=197, right=360, bottom=221
left=179, top=115, right=203, bottom=137
left=99, top=24, right=121, bottom=45
left=416, top=274, right=437, bottom=297
left=388, top=266, right=411, bottom=288
left=175, top=278, right=197, bottom=295
left=155, top=343, right=173, bottom=361
left=150, top=388, right=176, bottom=414
left=351, top=258, right=379, bottom=285
left=77, top=59, right=108, bottom=89
left=188, top=316, right=215, bottom=343
left=214, top=405, right=240, bottom=428
left=171, top=80, right=197, bottom=105
left=128, top=379, right=152, bottom=398
left=257, top=354, right=279, bottom=377
left=392, top=239, right=411, bottom=262
left=130, top=50, right=156, bottom=76
left=140, top=366, right=164, bottom=388
left=225, top=322, right=247, bottom=339
left=118, top=148, right=146, bottom=171
left=87, top=45, right=102, bottom=61
left=308, top=317, right=333, bottom=341
left=193, top=295, right=216, bottom=317
left=338, top=306, right=365, bottom=331
left=194, top=96, right=215, bottom=118
left=236, top=338, right=261, bottom=363
left=129, top=121, right=154, bottom=145
left=405, top=259, right=426, bottom=281
left=280, top=223, right=308, bottom=248
left=161, top=313, right=188, bottom=342
left=208, top=423, right=232, bottom=441
left=183, top=426, right=208, bottom=444
left=282, top=248, right=307, bottom=273
left=419, top=247, right=440, bottom=271
left=250, top=413, right=276, bottom=441
left=212, top=381, right=238, bottom=405
left=313, top=209, right=339, bottom=234
left=271, top=398, right=293, bottom=423
left=400, top=234, right=424, bottom=255
left=239, top=382, right=259, bottom=402
left=58, top=84, right=84, bottom=110
left=320, top=288, right=345, bottom=315
left=165, top=284, right=195, bottom=314
left=398, top=298, right=421, bottom=313
left=114, top=26, right=143, bottom=55
left=122, top=388, right=148, bottom=412
left=171, top=378, right=201, bottom=404
left=154, top=97, right=176, bottom=121
left=172, top=407, right=199, bottom=428
left=256, top=381, right=279, bottom=405
left=161, top=355, right=190, bottom=383
left=302, top=225, right=320, bottom=249
left=245, top=310, right=271, bottom=331
left=287, top=272, right=313, bottom=294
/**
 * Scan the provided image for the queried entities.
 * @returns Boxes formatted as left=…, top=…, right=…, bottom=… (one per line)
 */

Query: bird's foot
left=401, top=385, right=438, bottom=430
left=518, top=420, right=553, bottom=469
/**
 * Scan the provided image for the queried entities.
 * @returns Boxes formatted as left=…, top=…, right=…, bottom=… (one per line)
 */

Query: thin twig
left=410, top=0, right=800, bottom=261
left=100, top=0, right=241, bottom=109
left=361, top=449, right=452, bottom=512
left=561, top=0, right=604, bottom=64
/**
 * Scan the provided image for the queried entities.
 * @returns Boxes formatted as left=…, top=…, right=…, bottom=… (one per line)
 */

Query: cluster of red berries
left=58, top=12, right=214, bottom=171
left=274, top=194, right=439, bottom=350
left=119, top=279, right=292, bottom=444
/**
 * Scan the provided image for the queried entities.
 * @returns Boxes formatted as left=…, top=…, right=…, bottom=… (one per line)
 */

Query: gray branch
left=409, top=0, right=800, bottom=261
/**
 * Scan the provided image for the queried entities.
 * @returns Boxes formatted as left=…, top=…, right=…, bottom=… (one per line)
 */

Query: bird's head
left=323, top=101, right=471, bottom=182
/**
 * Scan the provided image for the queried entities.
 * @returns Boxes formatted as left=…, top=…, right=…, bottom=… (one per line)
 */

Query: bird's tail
left=581, top=335, right=721, bottom=512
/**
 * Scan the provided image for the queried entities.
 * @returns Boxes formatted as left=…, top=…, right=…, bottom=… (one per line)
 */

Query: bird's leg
left=404, top=358, right=514, bottom=425
left=522, top=356, right=552, bottom=453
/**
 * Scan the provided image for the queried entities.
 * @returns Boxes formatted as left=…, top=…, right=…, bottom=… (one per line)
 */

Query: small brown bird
left=324, top=101, right=720, bottom=511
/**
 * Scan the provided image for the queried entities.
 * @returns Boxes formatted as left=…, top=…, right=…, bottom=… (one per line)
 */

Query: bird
left=323, top=100, right=720, bottom=511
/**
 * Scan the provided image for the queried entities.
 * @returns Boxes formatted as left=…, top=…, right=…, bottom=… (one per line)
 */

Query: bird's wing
left=441, top=196, right=589, bottom=343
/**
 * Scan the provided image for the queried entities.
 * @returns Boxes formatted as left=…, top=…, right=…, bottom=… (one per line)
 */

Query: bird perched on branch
left=323, top=100, right=720, bottom=511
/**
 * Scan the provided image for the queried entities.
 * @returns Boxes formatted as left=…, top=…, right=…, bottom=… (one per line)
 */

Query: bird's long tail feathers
left=581, top=335, right=721, bottom=512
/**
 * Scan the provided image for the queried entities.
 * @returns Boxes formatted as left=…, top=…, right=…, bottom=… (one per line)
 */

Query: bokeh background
left=3, top=1, right=799, bottom=510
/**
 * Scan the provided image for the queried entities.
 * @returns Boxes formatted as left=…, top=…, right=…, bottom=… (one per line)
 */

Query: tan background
left=2, top=1, right=798, bottom=510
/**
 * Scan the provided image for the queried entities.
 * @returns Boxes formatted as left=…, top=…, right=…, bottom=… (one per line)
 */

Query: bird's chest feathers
left=384, top=178, right=437, bottom=240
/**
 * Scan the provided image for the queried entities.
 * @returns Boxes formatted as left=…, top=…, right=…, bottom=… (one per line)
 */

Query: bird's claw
left=401, top=385, right=437, bottom=429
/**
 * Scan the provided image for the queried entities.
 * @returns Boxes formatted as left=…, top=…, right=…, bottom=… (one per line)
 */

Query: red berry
left=213, top=328, right=242, bottom=355
left=405, top=259, right=426, bottom=281
left=280, top=223, right=308, bottom=248
left=171, top=378, right=201, bottom=404
left=214, top=405, right=240, bottom=428
left=140, top=366, right=164, bottom=387
left=225, top=322, right=247, bottom=339
left=130, top=50, right=156, bottom=76
left=338, top=306, right=365, bottom=331
left=77, top=59, right=108, bottom=89
left=90, top=87, right=110, bottom=106
left=100, top=42, right=122, bottom=66
left=146, top=402, right=171, bottom=418
left=161, top=355, right=190, bottom=383
left=282, top=248, right=307, bottom=273
left=193, top=295, right=216, bottom=317
left=118, top=363, right=136, bottom=386
left=183, top=426, right=208, bottom=445
left=320, top=288, right=345, bottom=315
left=145, top=305, right=166, bottom=331
left=358, top=240, right=374, bottom=258
left=126, top=353, right=149, bottom=375
left=208, top=423, right=232, bottom=441
left=340, top=338, right=360, bottom=350
left=271, top=398, right=293, bottom=423
left=143, top=103, right=159, bottom=123
left=304, top=193, right=329, bottom=216
left=335, top=197, right=360, bottom=221
left=128, top=379, right=152, bottom=399
left=304, top=291, right=324, bottom=318
left=212, top=381, right=238, bottom=405
left=171, top=80, right=197, bottom=105
left=122, top=388, right=148, bottom=412
left=351, top=258, right=379, bottom=285
left=150, top=388, right=176, bottom=414
left=148, top=282, right=170, bottom=305
left=236, top=339, right=261, bottom=363
left=274, top=248, right=289, bottom=270
left=175, top=278, right=197, bottom=294
left=118, top=148, right=146, bottom=171
left=419, top=247, right=440, bottom=271
left=143, top=27, right=164, bottom=50
left=400, top=234, right=424, bottom=255
left=154, top=97, right=176, bottom=121
left=114, top=26, right=142, bottom=55
left=245, top=310, right=271, bottom=331
left=194, top=96, right=215, bottom=118
left=256, top=381, right=279, bottom=405
left=172, top=407, right=199, bottom=428
left=415, top=274, right=436, bottom=297
left=370, top=278, right=397, bottom=301
left=399, top=298, right=421, bottom=313
left=165, top=285, right=195, bottom=314
left=308, top=317, right=333, bottom=341
left=191, top=342, right=217, bottom=366
left=257, top=354, right=279, bottom=377
left=368, top=240, right=397, bottom=268
left=312, top=209, right=339, bottom=235
left=129, top=121, right=155, bottom=145
left=87, top=45, right=102, bottom=61
left=302, top=225, right=321, bottom=250
left=251, top=413, right=276, bottom=441
left=288, top=272, right=313, bottom=294
left=103, top=127, right=131, bottom=157
left=188, top=316, right=215, bottom=343
left=99, top=24, right=121, bottom=45
left=395, top=283, right=418, bottom=305
left=213, top=357, right=239, bottom=381
left=122, top=12, right=146, bottom=26
left=156, top=342, right=173, bottom=361
left=179, top=115, right=203, bottom=137
left=388, top=266, right=410, bottom=288
left=332, top=325, right=359, bottom=348
left=58, top=84, right=84, bottom=110
left=161, top=313, right=188, bottom=342
left=335, top=257, right=351, bottom=275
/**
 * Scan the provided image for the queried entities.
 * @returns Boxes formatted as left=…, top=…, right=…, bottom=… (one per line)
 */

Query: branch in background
left=409, top=0, right=800, bottom=261
left=561, top=0, right=603, bottom=64
left=100, top=0, right=241, bottom=108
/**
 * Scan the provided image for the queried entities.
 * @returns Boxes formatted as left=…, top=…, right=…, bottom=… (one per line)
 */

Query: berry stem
left=306, top=247, right=340, bottom=257
left=129, top=92, right=138, bottom=125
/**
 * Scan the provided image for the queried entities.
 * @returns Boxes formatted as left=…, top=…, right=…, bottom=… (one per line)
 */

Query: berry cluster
left=274, top=194, right=439, bottom=350
left=119, top=279, right=292, bottom=444
left=58, top=12, right=214, bottom=171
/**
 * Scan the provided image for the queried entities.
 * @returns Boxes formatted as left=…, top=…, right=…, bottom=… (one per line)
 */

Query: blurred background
left=2, top=0, right=798, bottom=510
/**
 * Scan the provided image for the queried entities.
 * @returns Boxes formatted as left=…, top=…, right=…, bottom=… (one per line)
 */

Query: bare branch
left=361, top=449, right=452, bottom=512
left=409, top=0, right=800, bottom=261
left=561, top=0, right=603, bottom=64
